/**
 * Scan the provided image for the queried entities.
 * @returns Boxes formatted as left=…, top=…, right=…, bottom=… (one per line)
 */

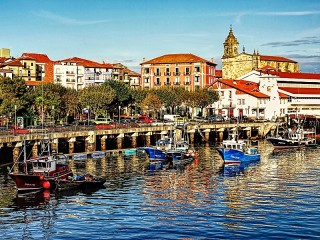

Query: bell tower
left=222, top=25, right=239, bottom=59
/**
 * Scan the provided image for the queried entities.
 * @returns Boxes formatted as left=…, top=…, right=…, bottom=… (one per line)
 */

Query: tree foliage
left=78, top=84, right=115, bottom=118
left=140, top=93, right=162, bottom=118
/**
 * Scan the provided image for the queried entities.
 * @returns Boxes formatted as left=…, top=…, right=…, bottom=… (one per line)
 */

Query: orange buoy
left=43, top=190, right=50, bottom=199
left=43, top=181, right=51, bottom=189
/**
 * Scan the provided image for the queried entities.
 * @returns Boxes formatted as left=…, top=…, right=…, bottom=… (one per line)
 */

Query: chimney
left=211, top=57, right=214, bottom=63
left=142, top=58, right=146, bottom=62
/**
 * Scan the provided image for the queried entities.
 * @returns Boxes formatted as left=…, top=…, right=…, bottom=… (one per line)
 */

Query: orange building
left=140, top=53, right=217, bottom=90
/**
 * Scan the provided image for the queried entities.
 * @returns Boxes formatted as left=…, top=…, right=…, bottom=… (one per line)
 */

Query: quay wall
left=0, top=122, right=277, bottom=165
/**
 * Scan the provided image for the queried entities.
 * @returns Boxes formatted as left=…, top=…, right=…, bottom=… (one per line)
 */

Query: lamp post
left=14, top=105, right=17, bottom=127
left=52, top=105, right=54, bottom=126
left=118, top=105, right=121, bottom=123
left=87, top=106, right=90, bottom=125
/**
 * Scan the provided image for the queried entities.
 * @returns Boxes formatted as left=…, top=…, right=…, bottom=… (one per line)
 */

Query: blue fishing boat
left=217, top=133, right=260, bottom=164
left=124, top=149, right=137, bottom=155
left=91, top=151, right=105, bottom=158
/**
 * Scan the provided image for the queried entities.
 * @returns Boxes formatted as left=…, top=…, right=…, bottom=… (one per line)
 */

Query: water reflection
left=0, top=141, right=319, bottom=239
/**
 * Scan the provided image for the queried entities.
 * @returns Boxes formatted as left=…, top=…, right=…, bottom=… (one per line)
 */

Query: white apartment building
left=54, top=57, right=112, bottom=90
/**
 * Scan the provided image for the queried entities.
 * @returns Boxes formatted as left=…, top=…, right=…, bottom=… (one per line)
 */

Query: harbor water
left=0, top=140, right=319, bottom=239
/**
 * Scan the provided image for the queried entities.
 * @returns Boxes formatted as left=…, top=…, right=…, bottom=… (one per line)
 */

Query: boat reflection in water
left=222, top=160, right=260, bottom=177
left=11, top=184, right=105, bottom=209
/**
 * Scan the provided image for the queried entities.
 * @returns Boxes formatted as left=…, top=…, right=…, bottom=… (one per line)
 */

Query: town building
left=123, top=67, right=140, bottom=89
left=239, top=68, right=320, bottom=117
left=209, top=66, right=320, bottom=120
left=140, top=53, right=217, bottom=90
left=221, top=26, right=300, bottom=79
left=21, top=53, right=54, bottom=83
left=0, top=55, right=37, bottom=84
left=53, top=57, right=113, bottom=90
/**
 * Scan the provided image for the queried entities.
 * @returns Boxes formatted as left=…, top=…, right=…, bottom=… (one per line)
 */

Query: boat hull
left=217, top=148, right=260, bottom=164
left=139, top=147, right=167, bottom=160
left=267, top=137, right=304, bottom=149
left=9, top=173, right=44, bottom=192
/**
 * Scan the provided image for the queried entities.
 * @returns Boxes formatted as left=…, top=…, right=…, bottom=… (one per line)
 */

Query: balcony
left=66, top=71, right=75, bottom=75
left=184, top=72, right=190, bottom=76
left=154, top=72, right=161, bottom=76
left=164, top=72, right=171, bottom=76
left=184, top=81, right=190, bottom=85
left=174, top=82, right=180, bottom=85
left=154, top=81, right=161, bottom=85
left=165, top=82, right=171, bottom=85
left=174, top=72, right=180, bottom=76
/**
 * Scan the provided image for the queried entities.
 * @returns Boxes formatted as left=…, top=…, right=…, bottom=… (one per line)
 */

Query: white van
left=94, top=118, right=113, bottom=124
left=163, top=114, right=180, bottom=122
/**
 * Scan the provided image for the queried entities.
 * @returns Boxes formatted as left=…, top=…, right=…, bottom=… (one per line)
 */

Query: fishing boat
left=8, top=138, right=106, bottom=192
left=267, top=124, right=316, bottom=149
left=91, top=151, right=105, bottom=158
left=72, top=153, right=87, bottom=161
left=124, top=148, right=137, bottom=155
left=216, top=132, right=260, bottom=164
left=8, top=138, right=73, bottom=192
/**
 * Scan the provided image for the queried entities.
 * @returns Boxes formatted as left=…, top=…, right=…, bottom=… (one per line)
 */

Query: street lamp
left=87, top=106, right=90, bottom=125
left=14, top=105, right=17, bottom=127
left=52, top=105, right=55, bottom=126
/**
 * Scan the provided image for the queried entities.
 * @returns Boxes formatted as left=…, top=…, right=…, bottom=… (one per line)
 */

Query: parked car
left=96, top=123, right=116, bottom=130
left=206, top=115, right=224, bottom=122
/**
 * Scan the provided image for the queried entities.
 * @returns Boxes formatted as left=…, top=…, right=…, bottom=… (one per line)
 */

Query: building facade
left=239, top=68, right=320, bottom=117
left=54, top=57, right=113, bottom=90
left=222, top=26, right=300, bottom=79
left=140, top=53, right=217, bottom=90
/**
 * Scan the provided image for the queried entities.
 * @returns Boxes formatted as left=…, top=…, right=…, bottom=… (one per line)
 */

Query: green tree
left=153, top=86, right=184, bottom=114
left=0, top=76, right=29, bottom=125
left=78, top=84, right=115, bottom=118
left=130, top=88, right=148, bottom=115
left=140, top=93, right=162, bottom=118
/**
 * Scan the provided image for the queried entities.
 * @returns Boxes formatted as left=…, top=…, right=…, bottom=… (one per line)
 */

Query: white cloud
left=33, top=10, right=109, bottom=26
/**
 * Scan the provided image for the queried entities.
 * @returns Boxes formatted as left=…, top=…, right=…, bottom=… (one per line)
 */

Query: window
left=229, top=91, right=232, bottom=98
left=175, top=67, right=179, bottom=75
left=185, top=67, right=190, bottom=75
left=156, top=77, right=160, bottom=85
left=166, top=78, right=170, bottom=85
left=194, top=76, right=199, bottom=82
left=144, top=68, right=149, bottom=74
left=144, top=77, right=149, bottom=83
left=194, top=66, right=200, bottom=72
left=156, top=68, right=160, bottom=75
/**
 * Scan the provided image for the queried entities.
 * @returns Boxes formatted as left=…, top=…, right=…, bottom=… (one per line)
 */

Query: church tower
left=222, top=25, right=239, bottom=59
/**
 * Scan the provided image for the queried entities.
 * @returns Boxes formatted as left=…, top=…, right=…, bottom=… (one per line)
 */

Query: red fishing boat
left=8, top=137, right=73, bottom=192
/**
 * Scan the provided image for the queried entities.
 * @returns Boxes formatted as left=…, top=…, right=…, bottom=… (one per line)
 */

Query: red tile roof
left=0, top=59, right=23, bottom=67
left=278, top=91, right=289, bottom=98
left=57, top=57, right=113, bottom=68
left=213, top=79, right=270, bottom=98
left=22, top=53, right=52, bottom=63
left=279, top=87, right=320, bottom=95
left=142, top=53, right=217, bottom=65
left=259, top=55, right=297, bottom=63
left=259, top=69, right=320, bottom=80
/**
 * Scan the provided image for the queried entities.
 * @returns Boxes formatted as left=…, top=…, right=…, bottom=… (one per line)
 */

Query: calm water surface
left=0, top=141, right=319, bottom=239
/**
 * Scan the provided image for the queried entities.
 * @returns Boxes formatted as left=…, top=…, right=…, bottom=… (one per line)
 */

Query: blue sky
left=1, top=0, right=319, bottom=73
